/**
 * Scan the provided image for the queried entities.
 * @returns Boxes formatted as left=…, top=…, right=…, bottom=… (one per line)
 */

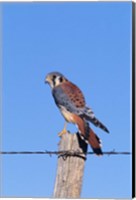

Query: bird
left=45, top=72, right=109, bottom=155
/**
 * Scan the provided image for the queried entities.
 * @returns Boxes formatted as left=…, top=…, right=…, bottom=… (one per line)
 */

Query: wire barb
left=0, top=150, right=131, bottom=156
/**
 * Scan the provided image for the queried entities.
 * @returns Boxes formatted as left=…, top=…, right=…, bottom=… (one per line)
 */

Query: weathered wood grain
left=53, top=132, right=87, bottom=198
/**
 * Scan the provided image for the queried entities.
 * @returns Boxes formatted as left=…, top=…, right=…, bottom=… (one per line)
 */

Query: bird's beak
left=45, top=76, right=49, bottom=84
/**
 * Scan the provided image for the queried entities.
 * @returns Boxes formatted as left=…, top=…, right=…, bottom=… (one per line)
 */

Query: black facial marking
left=52, top=75, right=56, bottom=86
left=53, top=75, right=56, bottom=79
left=59, top=76, right=63, bottom=82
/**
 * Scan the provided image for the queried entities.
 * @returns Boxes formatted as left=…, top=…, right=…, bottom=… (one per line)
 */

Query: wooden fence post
left=53, top=131, right=88, bottom=198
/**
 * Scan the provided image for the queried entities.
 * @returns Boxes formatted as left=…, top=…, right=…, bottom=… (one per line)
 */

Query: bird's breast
left=60, top=106, right=75, bottom=123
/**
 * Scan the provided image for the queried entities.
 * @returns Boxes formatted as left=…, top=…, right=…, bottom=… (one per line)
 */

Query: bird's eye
left=52, top=75, right=57, bottom=80
left=59, top=76, right=63, bottom=82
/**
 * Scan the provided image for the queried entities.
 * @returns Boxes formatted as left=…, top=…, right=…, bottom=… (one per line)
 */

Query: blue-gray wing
left=52, top=84, right=109, bottom=133
left=52, top=86, right=84, bottom=115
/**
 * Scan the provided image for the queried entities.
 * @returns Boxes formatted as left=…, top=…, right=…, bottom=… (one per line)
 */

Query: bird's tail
left=79, top=128, right=103, bottom=156
left=76, top=117, right=103, bottom=155
left=72, top=113, right=103, bottom=155
left=88, top=128, right=103, bottom=155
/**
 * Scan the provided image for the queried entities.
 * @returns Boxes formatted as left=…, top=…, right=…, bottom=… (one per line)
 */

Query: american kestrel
left=45, top=72, right=109, bottom=155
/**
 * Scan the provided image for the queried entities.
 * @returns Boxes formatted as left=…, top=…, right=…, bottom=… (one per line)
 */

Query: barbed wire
left=0, top=150, right=131, bottom=156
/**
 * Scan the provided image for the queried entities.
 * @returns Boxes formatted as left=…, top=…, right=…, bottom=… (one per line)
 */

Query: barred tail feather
left=88, top=128, right=103, bottom=155
left=73, top=114, right=103, bottom=156
left=79, top=129, right=103, bottom=156
left=77, top=118, right=103, bottom=156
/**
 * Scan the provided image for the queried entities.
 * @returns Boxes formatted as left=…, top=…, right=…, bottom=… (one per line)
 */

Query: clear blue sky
left=2, top=2, right=132, bottom=198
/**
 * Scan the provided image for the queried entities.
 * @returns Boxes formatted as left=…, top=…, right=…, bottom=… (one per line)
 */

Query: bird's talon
left=58, top=129, right=67, bottom=137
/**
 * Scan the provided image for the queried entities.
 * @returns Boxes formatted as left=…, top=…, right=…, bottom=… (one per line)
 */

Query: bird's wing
left=82, top=106, right=109, bottom=133
left=52, top=82, right=109, bottom=133
left=52, top=82, right=85, bottom=115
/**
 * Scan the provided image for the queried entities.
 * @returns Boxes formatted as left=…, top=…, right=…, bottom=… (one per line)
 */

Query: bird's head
left=45, top=72, right=67, bottom=88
